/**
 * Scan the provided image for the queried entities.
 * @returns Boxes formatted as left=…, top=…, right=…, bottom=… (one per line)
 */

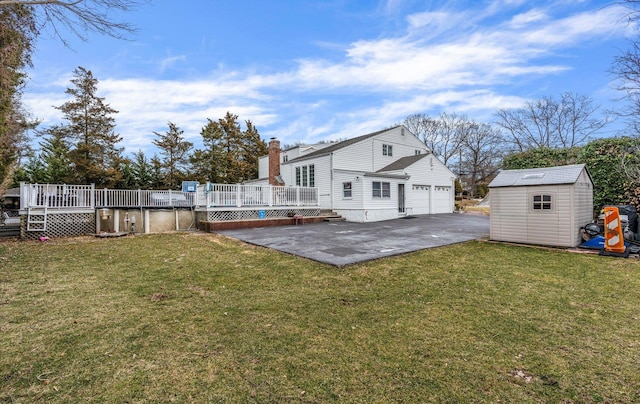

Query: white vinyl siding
left=332, top=126, right=429, bottom=172
left=400, top=154, right=454, bottom=214
left=281, top=155, right=331, bottom=209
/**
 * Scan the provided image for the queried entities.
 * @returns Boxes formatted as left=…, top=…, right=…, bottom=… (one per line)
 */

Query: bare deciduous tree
left=404, top=112, right=469, bottom=166
left=611, top=0, right=640, bottom=133
left=0, top=0, right=143, bottom=44
left=460, top=122, right=504, bottom=198
left=495, top=92, right=609, bottom=152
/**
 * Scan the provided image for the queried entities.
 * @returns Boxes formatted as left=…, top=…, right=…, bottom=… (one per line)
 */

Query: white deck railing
left=20, top=183, right=319, bottom=210
left=199, top=183, right=319, bottom=207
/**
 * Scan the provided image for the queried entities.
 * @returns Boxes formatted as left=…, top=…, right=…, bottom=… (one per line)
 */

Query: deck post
left=90, top=184, right=95, bottom=208
left=144, top=210, right=150, bottom=233
left=268, top=185, right=273, bottom=207
left=237, top=185, right=241, bottom=207
left=169, top=189, right=173, bottom=206
left=114, top=210, right=120, bottom=232
left=296, top=187, right=300, bottom=206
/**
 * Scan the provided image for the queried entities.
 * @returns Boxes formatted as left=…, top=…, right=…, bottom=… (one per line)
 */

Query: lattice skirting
left=203, top=208, right=320, bottom=222
left=21, top=213, right=96, bottom=240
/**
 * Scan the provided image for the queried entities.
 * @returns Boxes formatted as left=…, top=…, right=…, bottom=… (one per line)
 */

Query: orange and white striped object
left=603, top=207, right=626, bottom=254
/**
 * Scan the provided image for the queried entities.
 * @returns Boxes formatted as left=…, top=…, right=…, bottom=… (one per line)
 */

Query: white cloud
left=23, top=1, right=629, bottom=155
left=160, top=55, right=187, bottom=72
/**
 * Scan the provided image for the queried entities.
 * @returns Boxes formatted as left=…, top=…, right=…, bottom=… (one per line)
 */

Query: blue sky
left=24, top=0, right=633, bottom=156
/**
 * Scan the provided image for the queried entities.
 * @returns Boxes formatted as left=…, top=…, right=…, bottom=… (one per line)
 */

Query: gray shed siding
left=490, top=167, right=593, bottom=247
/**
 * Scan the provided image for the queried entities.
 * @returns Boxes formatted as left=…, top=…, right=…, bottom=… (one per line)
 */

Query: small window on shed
left=532, top=194, right=552, bottom=211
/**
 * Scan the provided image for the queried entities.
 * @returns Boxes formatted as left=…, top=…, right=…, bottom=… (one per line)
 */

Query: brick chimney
left=268, top=138, right=281, bottom=185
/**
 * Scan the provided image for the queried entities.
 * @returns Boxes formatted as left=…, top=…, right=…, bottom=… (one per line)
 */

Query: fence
left=199, top=183, right=319, bottom=207
left=20, top=183, right=319, bottom=210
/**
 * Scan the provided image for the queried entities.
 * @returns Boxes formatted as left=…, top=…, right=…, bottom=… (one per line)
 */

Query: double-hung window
left=343, top=182, right=352, bottom=198
left=382, top=144, right=393, bottom=156
left=372, top=181, right=391, bottom=198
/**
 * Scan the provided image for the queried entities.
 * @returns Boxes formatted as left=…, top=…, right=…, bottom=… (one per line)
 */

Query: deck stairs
left=320, top=210, right=346, bottom=222
left=27, top=206, right=48, bottom=231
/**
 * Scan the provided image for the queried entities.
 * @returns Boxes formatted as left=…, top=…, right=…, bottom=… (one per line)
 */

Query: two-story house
left=254, top=125, right=455, bottom=222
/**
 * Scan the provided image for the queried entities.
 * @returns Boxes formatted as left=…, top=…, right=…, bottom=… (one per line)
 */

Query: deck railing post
left=296, top=187, right=300, bottom=207
left=90, top=184, right=95, bottom=208
left=237, top=185, right=242, bottom=207
left=268, top=185, right=273, bottom=207
left=138, top=189, right=142, bottom=208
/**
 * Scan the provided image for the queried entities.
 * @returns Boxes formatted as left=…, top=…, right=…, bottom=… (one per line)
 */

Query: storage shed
left=488, top=164, right=594, bottom=247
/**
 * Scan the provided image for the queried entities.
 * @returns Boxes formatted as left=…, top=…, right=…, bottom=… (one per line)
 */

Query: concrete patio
left=217, top=213, right=490, bottom=266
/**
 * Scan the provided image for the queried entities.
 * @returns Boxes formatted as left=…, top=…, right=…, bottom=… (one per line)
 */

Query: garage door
left=432, top=186, right=452, bottom=213
left=410, top=184, right=430, bottom=215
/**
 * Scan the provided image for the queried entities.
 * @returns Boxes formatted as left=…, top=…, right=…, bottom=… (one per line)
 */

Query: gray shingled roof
left=377, top=153, right=428, bottom=172
left=488, top=164, right=590, bottom=188
left=286, top=126, right=402, bottom=163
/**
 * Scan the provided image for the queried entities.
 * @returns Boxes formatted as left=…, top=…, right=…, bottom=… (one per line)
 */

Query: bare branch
left=0, top=0, right=146, bottom=45
left=495, top=93, right=609, bottom=152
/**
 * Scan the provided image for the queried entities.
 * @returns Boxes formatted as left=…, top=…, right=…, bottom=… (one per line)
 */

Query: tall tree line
left=404, top=91, right=609, bottom=198
left=0, top=0, right=143, bottom=197
left=14, top=66, right=268, bottom=189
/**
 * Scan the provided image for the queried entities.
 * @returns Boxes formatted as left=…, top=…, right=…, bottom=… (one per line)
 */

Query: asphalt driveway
left=217, top=213, right=490, bottom=266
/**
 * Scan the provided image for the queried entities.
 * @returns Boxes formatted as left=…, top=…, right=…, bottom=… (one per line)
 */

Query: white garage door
left=432, top=186, right=452, bottom=213
left=410, top=184, right=430, bottom=215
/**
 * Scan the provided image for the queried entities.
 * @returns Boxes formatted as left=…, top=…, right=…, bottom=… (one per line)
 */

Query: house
left=488, top=164, right=594, bottom=247
left=255, top=125, right=456, bottom=222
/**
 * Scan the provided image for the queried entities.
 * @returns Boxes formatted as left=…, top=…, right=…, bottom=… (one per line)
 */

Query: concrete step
left=324, top=216, right=346, bottom=222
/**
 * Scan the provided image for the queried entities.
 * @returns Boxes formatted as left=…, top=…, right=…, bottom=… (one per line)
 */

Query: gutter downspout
left=330, top=152, right=334, bottom=210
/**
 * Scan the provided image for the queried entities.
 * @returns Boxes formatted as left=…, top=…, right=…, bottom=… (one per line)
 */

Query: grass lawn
left=1, top=233, right=640, bottom=403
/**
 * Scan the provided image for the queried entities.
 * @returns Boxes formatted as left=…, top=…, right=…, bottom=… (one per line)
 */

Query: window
left=382, top=144, right=393, bottom=156
left=295, top=164, right=315, bottom=187
left=415, top=150, right=421, bottom=155
left=283, top=155, right=288, bottom=162
left=532, top=194, right=552, bottom=210
left=343, top=182, right=352, bottom=198
left=372, top=181, right=391, bottom=198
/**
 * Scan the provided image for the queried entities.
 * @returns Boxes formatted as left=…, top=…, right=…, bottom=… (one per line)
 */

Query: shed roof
left=488, top=164, right=591, bottom=188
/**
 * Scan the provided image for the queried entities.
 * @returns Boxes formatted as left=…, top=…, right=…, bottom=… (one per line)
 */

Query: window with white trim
left=343, top=182, right=352, bottom=198
left=382, top=144, right=393, bottom=156
left=415, top=150, right=421, bottom=155
left=532, top=194, right=552, bottom=211
left=295, top=164, right=315, bottom=187
left=372, top=181, right=391, bottom=198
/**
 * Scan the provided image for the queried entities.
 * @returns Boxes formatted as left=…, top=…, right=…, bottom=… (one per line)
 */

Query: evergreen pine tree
left=152, top=122, right=193, bottom=189
left=48, top=66, right=123, bottom=186
left=192, top=112, right=266, bottom=184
